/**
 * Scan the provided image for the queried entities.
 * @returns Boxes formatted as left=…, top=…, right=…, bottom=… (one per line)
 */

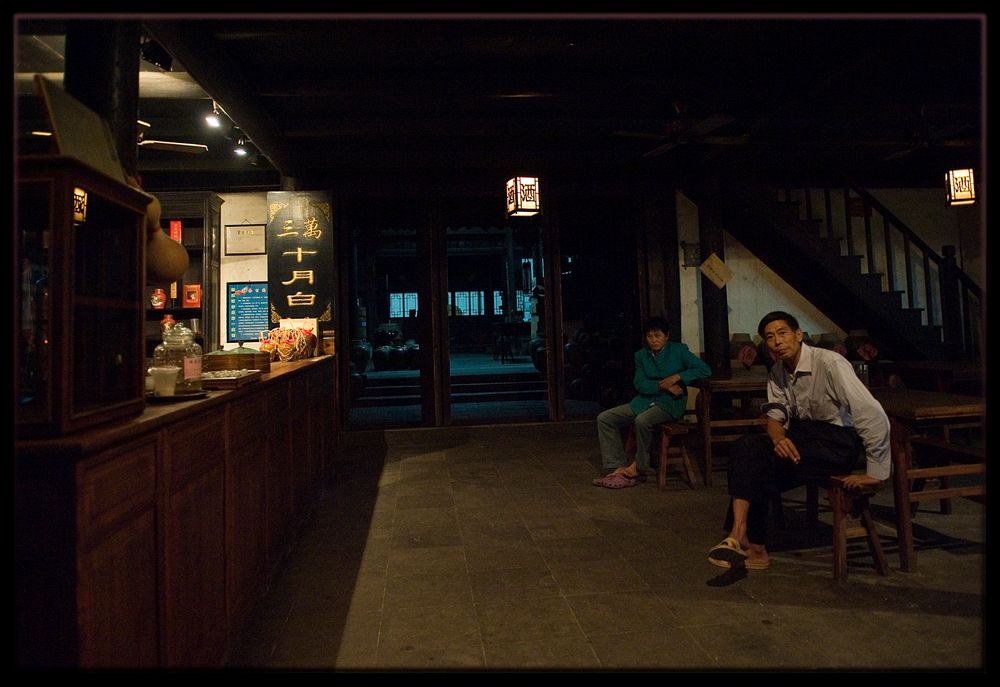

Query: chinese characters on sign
left=266, top=191, right=334, bottom=324
left=224, top=223, right=267, bottom=255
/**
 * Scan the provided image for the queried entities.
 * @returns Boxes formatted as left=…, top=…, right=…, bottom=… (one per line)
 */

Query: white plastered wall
left=217, top=192, right=269, bottom=351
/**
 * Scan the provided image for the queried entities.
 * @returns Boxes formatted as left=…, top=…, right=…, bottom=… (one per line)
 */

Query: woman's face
left=645, top=329, right=668, bottom=353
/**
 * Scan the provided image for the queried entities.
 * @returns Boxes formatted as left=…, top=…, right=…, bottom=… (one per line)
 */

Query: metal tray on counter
left=199, top=368, right=263, bottom=389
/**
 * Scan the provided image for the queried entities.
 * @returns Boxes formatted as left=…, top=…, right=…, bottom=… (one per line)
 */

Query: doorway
left=444, top=206, right=548, bottom=425
left=344, top=197, right=555, bottom=429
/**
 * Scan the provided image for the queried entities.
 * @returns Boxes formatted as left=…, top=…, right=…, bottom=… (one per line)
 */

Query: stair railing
left=779, top=184, right=982, bottom=360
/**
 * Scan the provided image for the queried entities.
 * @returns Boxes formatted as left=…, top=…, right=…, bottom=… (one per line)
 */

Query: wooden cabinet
left=15, top=357, right=335, bottom=668
left=265, top=379, right=295, bottom=574
left=145, top=192, right=222, bottom=357
left=16, top=156, right=149, bottom=437
left=226, top=395, right=268, bottom=631
left=16, top=438, right=159, bottom=667
left=161, top=411, right=227, bottom=667
left=78, top=440, right=159, bottom=667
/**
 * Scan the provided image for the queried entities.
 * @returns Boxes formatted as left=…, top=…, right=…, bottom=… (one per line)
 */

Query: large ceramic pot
left=372, top=345, right=391, bottom=371
left=350, top=339, right=373, bottom=373
left=529, top=337, right=546, bottom=373
left=372, top=322, right=402, bottom=347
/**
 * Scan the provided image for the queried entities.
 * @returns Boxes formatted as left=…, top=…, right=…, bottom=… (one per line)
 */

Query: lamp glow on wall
left=73, top=187, right=87, bottom=223
left=945, top=168, right=976, bottom=205
left=506, top=176, right=541, bottom=218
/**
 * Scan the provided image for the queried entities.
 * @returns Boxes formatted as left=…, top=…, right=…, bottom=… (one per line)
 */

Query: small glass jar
left=152, top=322, right=202, bottom=393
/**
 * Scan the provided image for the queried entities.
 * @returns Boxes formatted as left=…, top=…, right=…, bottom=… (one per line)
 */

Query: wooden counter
left=15, top=356, right=336, bottom=668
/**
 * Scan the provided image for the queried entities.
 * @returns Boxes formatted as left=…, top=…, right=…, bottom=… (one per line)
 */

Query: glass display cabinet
left=144, top=191, right=223, bottom=357
left=16, top=156, right=150, bottom=437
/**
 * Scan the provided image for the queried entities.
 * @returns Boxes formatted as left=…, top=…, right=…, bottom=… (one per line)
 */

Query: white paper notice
left=699, top=252, right=733, bottom=289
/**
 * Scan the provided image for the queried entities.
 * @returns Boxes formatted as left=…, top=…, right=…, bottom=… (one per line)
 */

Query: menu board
left=226, top=281, right=269, bottom=343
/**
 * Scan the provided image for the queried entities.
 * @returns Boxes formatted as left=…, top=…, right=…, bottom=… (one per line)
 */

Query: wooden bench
left=908, top=435, right=986, bottom=515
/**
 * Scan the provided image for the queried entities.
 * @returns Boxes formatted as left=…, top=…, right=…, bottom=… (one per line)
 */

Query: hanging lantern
left=945, top=168, right=975, bottom=205
left=506, top=176, right=541, bottom=217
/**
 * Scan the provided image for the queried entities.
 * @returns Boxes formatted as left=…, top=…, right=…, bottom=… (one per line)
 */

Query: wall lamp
left=945, top=168, right=975, bottom=206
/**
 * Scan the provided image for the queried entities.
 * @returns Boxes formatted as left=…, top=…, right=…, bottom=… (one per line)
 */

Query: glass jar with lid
left=152, top=322, right=203, bottom=393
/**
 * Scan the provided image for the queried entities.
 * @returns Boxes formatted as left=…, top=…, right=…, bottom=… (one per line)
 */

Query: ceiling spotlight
left=234, top=136, right=248, bottom=156
left=205, top=101, right=222, bottom=128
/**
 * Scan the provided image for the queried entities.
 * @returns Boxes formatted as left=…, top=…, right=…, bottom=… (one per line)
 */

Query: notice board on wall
left=226, top=282, right=269, bottom=343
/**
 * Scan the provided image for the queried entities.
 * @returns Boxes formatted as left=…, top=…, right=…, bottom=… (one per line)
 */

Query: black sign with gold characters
left=265, top=191, right=334, bottom=325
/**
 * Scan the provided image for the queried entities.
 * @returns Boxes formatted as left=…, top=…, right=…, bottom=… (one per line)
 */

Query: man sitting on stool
left=707, top=311, right=890, bottom=571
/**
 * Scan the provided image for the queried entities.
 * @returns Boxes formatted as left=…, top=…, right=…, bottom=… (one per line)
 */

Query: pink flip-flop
left=592, top=473, right=638, bottom=489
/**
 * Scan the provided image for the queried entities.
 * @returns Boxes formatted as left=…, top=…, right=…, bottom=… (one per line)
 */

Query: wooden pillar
left=419, top=199, right=450, bottom=426
left=698, top=194, right=731, bottom=379
left=637, top=188, right=681, bottom=330
left=939, top=244, right=962, bottom=360
left=540, top=198, right=565, bottom=421
left=63, top=21, right=140, bottom=178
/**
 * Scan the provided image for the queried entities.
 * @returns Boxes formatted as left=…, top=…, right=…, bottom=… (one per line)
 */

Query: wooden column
left=698, top=193, right=732, bottom=379
left=637, top=188, right=681, bottom=330
left=939, top=244, right=962, bottom=360
left=541, top=198, right=565, bottom=421
left=63, top=20, right=140, bottom=178
left=420, top=199, right=450, bottom=426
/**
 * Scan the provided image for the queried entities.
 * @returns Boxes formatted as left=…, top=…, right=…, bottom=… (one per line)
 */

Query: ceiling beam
left=143, top=20, right=297, bottom=178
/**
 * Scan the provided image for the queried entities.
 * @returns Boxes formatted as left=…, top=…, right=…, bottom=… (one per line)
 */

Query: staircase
left=714, top=183, right=983, bottom=361
left=353, top=370, right=547, bottom=407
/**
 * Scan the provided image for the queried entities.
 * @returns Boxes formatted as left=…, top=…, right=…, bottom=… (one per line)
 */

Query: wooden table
left=892, top=360, right=983, bottom=394
left=493, top=321, right=530, bottom=364
left=693, top=370, right=769, bottom=485
left=871, top=387, right=985, bottom=572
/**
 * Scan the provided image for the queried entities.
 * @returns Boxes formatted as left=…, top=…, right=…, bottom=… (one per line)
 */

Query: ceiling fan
left=134, top=36, right=209, bottom=155
left=880, top=103, right=978, bottom=162
left=136, top=122, right=209, bottom=155
left=613, top=112, right=745, bottom=158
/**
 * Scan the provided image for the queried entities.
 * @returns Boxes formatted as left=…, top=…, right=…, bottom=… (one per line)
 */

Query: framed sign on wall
left=226, top=281, right=269, bottom=342
left=224, top=223, right=267, bottom=255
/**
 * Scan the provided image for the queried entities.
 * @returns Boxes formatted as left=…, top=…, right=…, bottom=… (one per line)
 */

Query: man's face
left=762, top=319, right=803, bottom=365
left=645, top=329, right=668, bottom=353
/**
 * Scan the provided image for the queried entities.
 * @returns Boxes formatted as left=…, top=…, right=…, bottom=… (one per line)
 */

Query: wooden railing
left=779, top=184, right=983, bottom=360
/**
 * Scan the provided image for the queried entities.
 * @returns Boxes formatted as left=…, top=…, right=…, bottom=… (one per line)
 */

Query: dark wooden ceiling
left=17, top=15, right=984, bottom=194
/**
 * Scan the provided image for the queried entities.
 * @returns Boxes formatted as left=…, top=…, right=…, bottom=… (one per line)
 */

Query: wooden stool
left=774, top=478, right=888, bottom=580
left=827, top=475, right=889, bottom=581
left=624, top=422, right=697, bottom=490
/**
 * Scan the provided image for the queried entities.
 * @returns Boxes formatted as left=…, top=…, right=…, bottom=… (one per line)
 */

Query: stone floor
left=228, top=421, right=985, bottom=672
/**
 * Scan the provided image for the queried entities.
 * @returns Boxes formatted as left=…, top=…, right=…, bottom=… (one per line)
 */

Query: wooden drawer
left=228, top=395, right=267, bottom=451
left=79, top=439, right=157, bottom=540
left=164, top=413, right=225, bottom=493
